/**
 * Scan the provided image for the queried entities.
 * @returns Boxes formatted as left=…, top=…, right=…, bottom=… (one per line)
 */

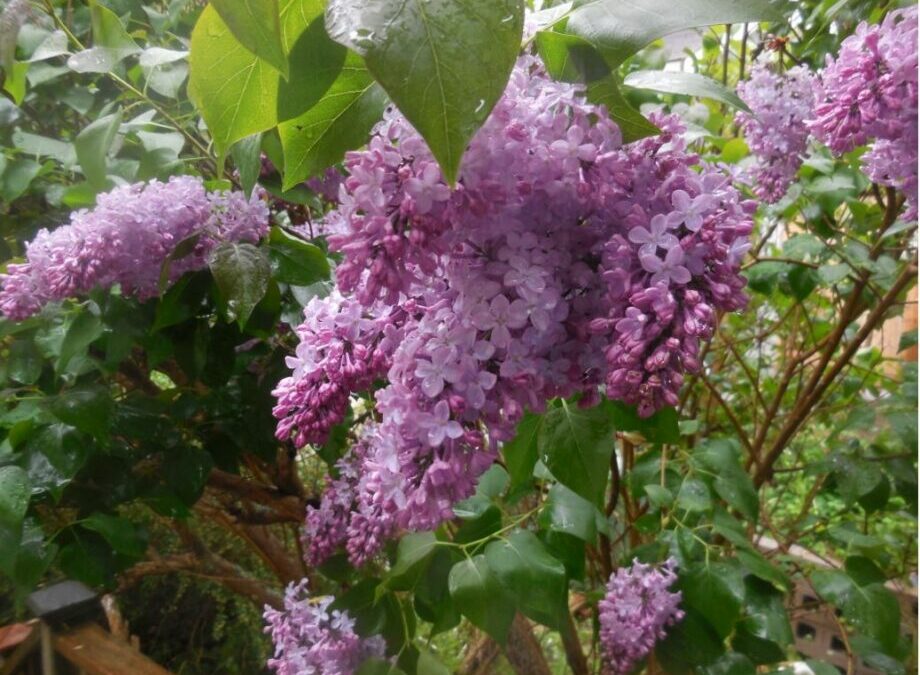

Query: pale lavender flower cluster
left=598, top=558, right=684, bottom=675
left=0, top=176, right=269, bottom=319
left=808, top=7, right=918, bottom=219
left=263, top=580, right=386, bottom=675
left=735, top=60, right=816, bottom=202
left=278, top=56, right=754, bottom=565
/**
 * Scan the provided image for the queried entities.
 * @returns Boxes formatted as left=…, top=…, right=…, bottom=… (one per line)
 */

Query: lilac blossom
left=0, top=176, right=269, bottom=319
left=808, top=7, right=918, bottom=218
left=599, top=558, right=685, bottom=675
left=263, top=580, right=386, bottom=675
left=735, top=59, right=817, bottom=203
left=278, top=57, right=753, bottom=566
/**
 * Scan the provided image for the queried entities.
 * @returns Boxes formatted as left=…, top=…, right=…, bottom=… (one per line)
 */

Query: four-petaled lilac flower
left=615, top=307, right=648, bottom=340
left=405, top=162, right=451, bottom=214
left=628, top=214, right=678, bottom=257
left=424, top=400, right=465, bottom=446
left=549, top=125, right=598, bottom=169
left=640, top=246, right=691, bottom=286
left=415, top=348, right=462, bottom=398
left=471, top=294, right=529, bottom=348
left=666, top=190, right=716, bottom=232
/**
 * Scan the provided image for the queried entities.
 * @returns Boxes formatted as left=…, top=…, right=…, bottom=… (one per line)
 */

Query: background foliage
left=0, top=0, right=916, bottom=673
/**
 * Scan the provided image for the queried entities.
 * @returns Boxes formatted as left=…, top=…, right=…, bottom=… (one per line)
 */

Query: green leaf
left=586, top=76, right=660, bottom=143
left=325, top=0, right=524, bottom=184
left=386, top=532, right=438, bottom=591
left=7, top=340, right=42, bottom=385
left=736, top=549, right=791, bottom=593
left=279, top=56, right=386, bottom=189
left=66, top=1, right=140, bottom=73
left=699, top=652, right=756, bottom=675
left=356, top=659, right=407, bottom=675
left=416, top=648, right=450, bottom=675
left=676, top=478, right=711, bottom=512
left=188, top=5, right=279, bottom=154
left=695, top=440, right=759, bottom=521
left=2, top=61, right=28, bottom=104
left=209, top=242, right=271, bottom=327
left=738, top=577, right=792, bottom=651
left=267, top=227, right=331, bottom=285
left=538, top=398, right=616, bottom=508
left=812, top=570, right=901, bottom=653
left=501, top=412, right=542, bottom=493
left=0, top=466, right=30, bottom=526
left=75, top=110, right=123, bottom=189
left=485, top=530, right=568, bottom=630
left=540, top=483, right=598, bottom=542
left=566, top=0, right=787, bottom=68
left=0, top=158, right=42, bottom=202
left=82, top=513, right=148, bottom=558
left=625, top=70, right=750, bottom=111
left=21, top=424, right=88, bottom=501
left=49, top=386, right=113, bottom=440
left=57, top=311, right=104, bottom=372
left=231, top=134, right=263, bottom=197
left=844, top=556, right=887, bottom=587
left=535, top=30, right=610, bottom=83
left=211, top=0, right=289, bottom=77
left=720, top=138, right=750, bottom=164
left=656, top=607, right=725, bottom=672
left=607, top=401, right=680, bottom=445
left=644, top=484, right=674, bottom=509
left=680, top=562, right=744, bottom=638
left=448, top=555, right=515, bottom=644
left=277, top=3, right=346, bottom=122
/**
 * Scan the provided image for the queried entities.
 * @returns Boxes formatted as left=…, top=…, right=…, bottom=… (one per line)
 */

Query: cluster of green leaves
left=186, top=0, right=785, bottom=193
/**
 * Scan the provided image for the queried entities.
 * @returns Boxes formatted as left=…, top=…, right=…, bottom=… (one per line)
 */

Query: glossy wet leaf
left=325, top=0, right=524, bottom=184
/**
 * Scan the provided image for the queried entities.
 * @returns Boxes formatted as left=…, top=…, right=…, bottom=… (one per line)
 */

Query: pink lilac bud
left=263, top=580, right=386, bottom=675
left=808, top=7, right=918, bottom=219
left=599, top=558, right=684, bottom=675
left=0, top=176, right=269, bottom=319
left=735, top=60, right=816, bottom=203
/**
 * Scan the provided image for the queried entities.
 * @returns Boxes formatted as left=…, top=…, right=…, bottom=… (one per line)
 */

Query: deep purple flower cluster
left=735, top=60, right=816, bottom=203
left=598, top=558, right=684, bottom=675
left=0, top=176, right=269, bottom=319
left=263, top=580, right=386, bottom=675
left=808, top=7, right=918, bottom=219
left=277, top=56, right=754, bottom=565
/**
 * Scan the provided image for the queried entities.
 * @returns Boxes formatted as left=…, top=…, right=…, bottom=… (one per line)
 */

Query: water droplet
left=475, top=99, right=485, bottom=113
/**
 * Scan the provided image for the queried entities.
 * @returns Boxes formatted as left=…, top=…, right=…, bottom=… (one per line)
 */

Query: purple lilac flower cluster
left=735, top=59, right=816, bottom=203
left=808, top=7, right=918, bottom=219
left=0, top=176, right=269, bottom=319
left=598, top=558, right=684, bottom=675
left=263, top=580, right=386, bottom=675
left=277, top=56, right=754, bottom=566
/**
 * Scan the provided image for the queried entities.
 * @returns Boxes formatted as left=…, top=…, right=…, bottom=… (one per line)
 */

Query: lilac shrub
left=808, top=6, right=918, bottom=219
left=277, top=57, right=755, bottom=566
left=0, top=176, right=269, bottom=319
left=598, top=558, right=684, bottom=675
left=263, top=580, right=386, bottom=675
left=735, top=60, right=816, bottom=203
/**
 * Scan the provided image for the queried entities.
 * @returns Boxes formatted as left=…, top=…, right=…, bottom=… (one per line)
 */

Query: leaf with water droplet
left=209, top=242, right=271, bottom=327
left=324, top=0, right=525, bottom=185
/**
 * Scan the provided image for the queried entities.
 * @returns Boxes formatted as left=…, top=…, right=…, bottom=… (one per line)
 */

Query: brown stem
left=504, top=614, right=553, bottom=675
left=561, top=611, right=589, bottom=675
left=753, top=258, right=917, bottom=486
